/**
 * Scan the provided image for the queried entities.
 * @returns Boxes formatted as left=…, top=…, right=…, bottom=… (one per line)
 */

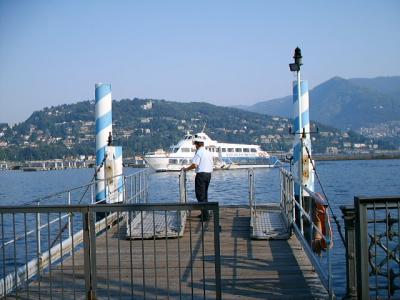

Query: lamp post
left=289, top=47, right=304, bottom=234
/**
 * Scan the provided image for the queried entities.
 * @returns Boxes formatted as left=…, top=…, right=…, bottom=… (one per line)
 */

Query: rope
left=304, top=145, right=347, bottom=248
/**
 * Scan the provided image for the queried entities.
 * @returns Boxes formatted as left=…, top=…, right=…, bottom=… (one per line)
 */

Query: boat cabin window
left=181, top=148, right=190, bottom=152
left=235, top=148, right=242, bottom=152
left=251, top=148, right=257, bottom=152
left=243, top=148, right=250, bottom=152
left=221, top=148, right=226, bottom=152
left=228, top=148, right=234, bottom=152
left=169, top=159, right=178, bottom=164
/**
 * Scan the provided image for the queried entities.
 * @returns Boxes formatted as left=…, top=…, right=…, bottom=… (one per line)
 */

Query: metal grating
left=126, top=211, right=187, bottom=239
left=251, top=210, right=289, bottom=240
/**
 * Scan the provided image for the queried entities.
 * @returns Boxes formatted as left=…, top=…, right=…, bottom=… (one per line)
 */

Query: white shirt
left=192, top=147, right=213, bottom=173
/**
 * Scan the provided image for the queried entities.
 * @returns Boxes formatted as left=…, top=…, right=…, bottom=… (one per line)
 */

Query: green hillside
left=0, top=99, right=394, bottom=161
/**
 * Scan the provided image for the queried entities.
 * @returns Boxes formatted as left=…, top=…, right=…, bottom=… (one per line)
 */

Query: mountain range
left=240, top=76, right=400, bottom=132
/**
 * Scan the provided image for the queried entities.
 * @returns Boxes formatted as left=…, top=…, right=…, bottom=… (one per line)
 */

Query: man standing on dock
left=182, top=135, right=213, bottom=221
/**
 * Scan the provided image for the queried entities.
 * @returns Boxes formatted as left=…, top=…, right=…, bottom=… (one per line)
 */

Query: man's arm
left=183, top=163, right=196, bottom=172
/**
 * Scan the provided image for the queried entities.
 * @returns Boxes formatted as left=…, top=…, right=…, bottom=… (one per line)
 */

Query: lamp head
left=289, top=47, right=303, bottom=72
left=293, top=47, right=302, bottom=66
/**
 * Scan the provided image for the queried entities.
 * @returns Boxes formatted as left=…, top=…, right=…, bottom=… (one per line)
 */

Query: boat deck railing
left=341, top=196, right=400, bottom=299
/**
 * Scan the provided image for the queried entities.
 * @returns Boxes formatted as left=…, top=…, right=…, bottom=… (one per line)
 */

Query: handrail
left=0, top=202, right=219, bottom=297
left=279, top=167, right=333, bottom=299
left=0, top=169, right=151, bottom=256
left=21, top=169, right=150, bottom=206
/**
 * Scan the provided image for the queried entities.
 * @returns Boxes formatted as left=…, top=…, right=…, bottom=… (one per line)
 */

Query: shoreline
left=313, top=153, right=400, bottom=161
left=1, top=153, right=400, bottom=171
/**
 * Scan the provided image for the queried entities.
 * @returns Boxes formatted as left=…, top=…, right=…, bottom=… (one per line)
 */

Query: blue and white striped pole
left=95, top=83, right=112, bottom=203
left=292, top=79, right=314, bottom=196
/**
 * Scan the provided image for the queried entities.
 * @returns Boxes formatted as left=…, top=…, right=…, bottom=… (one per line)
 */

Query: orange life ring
left=312, top=193, right=333, bottom=254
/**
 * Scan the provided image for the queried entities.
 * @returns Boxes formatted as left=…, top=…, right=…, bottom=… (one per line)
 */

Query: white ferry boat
left=144, top=132, right=281, bottom=171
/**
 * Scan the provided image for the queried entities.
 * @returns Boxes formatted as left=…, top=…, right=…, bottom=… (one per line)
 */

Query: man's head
left=193, top=136, right=204, bottom=149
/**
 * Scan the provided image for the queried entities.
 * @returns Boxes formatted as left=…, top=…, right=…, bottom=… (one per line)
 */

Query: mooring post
left=95, top=83, right=112, bottom=204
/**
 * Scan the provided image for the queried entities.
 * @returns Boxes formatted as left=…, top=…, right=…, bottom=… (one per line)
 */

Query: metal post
left=90, top=184, right=94, bottom=204
left=37, top=200, right=41, bottom=254
left=307, top=196, right=313, bottom=245
left=355, top=197, right=369, bottom=299
left=139, top=172, right=142, bottom=203
left=213, top=206, right=222, bottom=299
left=68, top=192, right=72, bottom=255
left=290, top=175, right=296, bottom=232
left=299, top=135, right=304, bottom=235
left=123, top=176, right=127, bottom=203
left=340, top=205, right=357, bottom=299
left=83, top=210, right=97, bottom=299
left=145, top=172, right=149, bottom=203
left=325, top=210, right=333, bottom=300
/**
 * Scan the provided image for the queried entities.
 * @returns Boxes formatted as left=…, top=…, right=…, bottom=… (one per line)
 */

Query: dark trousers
left=195, top=172, right=211, bottom=218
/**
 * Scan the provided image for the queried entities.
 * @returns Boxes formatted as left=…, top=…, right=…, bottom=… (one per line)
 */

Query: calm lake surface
left=0, top=159, right=399, bottom=297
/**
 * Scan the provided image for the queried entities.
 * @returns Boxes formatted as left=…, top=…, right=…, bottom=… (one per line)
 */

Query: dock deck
left=12, top=206, right=328, bottom=299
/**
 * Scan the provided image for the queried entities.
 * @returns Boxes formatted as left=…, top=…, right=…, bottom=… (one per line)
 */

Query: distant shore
left=269, top=151, right=400, bottom=162
left=1, top=152, right=400, bottom=171
left=312, top=152, right=400, bottom=161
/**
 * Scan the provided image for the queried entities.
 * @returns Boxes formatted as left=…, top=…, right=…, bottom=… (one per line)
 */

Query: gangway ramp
left=248, top=169, right=290, bottom=240
left=250, top=204, right=290, bottom=239
left=126, top=210, right=187, bottom=239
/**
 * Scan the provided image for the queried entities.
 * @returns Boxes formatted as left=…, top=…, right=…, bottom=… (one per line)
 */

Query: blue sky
left=0, top=1, right=399, bottom=124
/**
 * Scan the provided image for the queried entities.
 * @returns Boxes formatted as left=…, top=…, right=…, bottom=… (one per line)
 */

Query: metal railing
left=0, top=168, right=222, bottom=299
left=341, top=196, right=400, bottom=299
left=279, top=168, right=334, bottom=299
left=0, top=169, right=150, bottom=298
left=0, top=203, right=221, bottom=299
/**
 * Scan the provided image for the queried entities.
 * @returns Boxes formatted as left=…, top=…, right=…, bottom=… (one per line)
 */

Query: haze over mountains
left=240, top=76, right=400, bottom=132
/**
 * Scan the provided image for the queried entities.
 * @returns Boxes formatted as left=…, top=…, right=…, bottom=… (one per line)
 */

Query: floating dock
left=9, top=206, right=328, bottom=299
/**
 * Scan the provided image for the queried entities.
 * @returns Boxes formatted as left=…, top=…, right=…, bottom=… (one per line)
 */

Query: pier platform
left=12, top=206, right=328, bottom=299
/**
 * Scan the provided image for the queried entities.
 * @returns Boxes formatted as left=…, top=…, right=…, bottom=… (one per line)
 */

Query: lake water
left=0, top=159, right=399, bottom=297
